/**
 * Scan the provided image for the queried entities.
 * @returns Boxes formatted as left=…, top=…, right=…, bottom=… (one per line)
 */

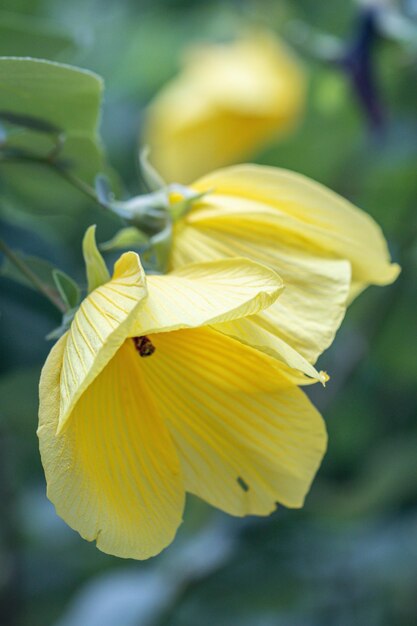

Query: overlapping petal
left=131, top=258, right=283, bottom=336
left=189, top=165, right=400, bottom=290
left=38, top=236, right=338, bottom=560
left=140, top=327, right=327, bottom=515
left=171, top=224, right=351, bottom=366
left=59, top=252, right=146, bottom=431
left=170, top=164, right=399, bottom=367
left=38, top=337, right=184, bottom=559
left=213, top=316, right=324, bottom=384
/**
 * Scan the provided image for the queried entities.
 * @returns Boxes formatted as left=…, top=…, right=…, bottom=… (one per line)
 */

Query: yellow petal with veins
left=140, top=327, right=327, bottom=515
left=38, top=337, right=184, bottom=560
left=171, top=225, right=351, bottom=365
left=213, top=316, right=325, bottom=384
left=59, top=251, right=146, bottom=432
left=131, top=258, right=283, bottom=336
left=190, top=164, right=400, bottom=290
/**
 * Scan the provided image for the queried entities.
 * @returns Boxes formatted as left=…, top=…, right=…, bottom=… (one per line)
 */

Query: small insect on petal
left=133, top=336, right=156, bottom=357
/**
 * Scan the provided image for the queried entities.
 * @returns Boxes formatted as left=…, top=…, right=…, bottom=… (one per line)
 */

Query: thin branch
left=0, top=151, right=110, bottom=212
left=0, top=238, right=66, bottom=313
left=51, top=162, right=110, bottom=210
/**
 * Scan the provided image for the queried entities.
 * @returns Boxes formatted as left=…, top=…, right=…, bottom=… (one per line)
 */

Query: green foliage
left=1, top=250, right=59, bottom=293
left=0, top=56, right=120, bottom=237
left=52, top=269, right=81, bottom=310
left=0, top=57, right=104, bottom=181
left=0, top=11, right=76, bottom=59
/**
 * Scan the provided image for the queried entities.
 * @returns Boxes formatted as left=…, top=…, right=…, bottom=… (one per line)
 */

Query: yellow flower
left=170, top=165, right=400, bottom=382
left=144, top=31, right=305, bottom=183
left=38, top=230, right=327, bottom=559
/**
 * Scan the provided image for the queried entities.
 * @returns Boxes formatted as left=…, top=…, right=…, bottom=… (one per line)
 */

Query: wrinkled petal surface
left=59, top=252, right=146, bottom=431
left=38, top=337, right=184, bottom=559
left=131, top=258, right=283, bottom=337
left=140, top=327, right=327, bottom=515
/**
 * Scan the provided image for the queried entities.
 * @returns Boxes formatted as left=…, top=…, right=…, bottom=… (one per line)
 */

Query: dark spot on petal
left=237, top=476, right=249, bottom=492
left=133, top=336, right=156, bottom=357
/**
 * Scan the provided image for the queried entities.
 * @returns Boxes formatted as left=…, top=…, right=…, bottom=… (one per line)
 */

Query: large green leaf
left=0, top=12, right=76, bottom=60
left=0, top=249, right=65, bottom=306
left=0, top=57, right=105, bottom=181
left=0, top=57, right=116, bottom=221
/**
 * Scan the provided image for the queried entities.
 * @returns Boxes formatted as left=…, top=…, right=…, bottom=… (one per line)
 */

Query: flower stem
left=0, top=238, right=66, bottom=313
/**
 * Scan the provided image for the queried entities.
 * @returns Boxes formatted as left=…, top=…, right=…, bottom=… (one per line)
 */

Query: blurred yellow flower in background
left=38, top=228, right=327, bottom=559
left=170, top=165, right=400, bottom=380
left=144, top=31, right=305, bottom=183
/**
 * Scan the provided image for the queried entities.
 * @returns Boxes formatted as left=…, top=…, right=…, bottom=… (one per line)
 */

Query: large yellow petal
left=140, top=327, right=327, bottom=515
left=189, top=165, right=400, bottom=289
left=145, top=33, right=304, bottom=183
left=131, top=258, right=283, bottom=336
left=146, top=109, right=291, bottom=185
left=59, top=252, right=146, bottom=431
left=171, top=225, right=350, bottom=364
left=38, top=337, right=184, bottom=560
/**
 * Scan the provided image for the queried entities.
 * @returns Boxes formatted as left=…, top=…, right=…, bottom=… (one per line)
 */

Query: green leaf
left=0, top=57, right=117, bottom=215
left=100, top=227, right=150, bottom=252
left=0, top=58, right=101, bottom=133
left=82, top=225, right=110, bottom=293
left=1, top=250, right=59, bottom=294
left=141, top=222, right=172, bottom=274
left=46, top=307, right=77, bottom=341
left=0, top=57, right=104, bottom=178
left=52, top=269, right=81, bottom=310
left=0, top=110, right=61, bottom=134
left=0, top=11, right=76, bottom=60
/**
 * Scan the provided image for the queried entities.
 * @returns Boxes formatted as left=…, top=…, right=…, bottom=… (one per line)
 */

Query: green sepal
left=109, top=189, right=169, bottom=224
left=95, top=176, right=170, bottom=239
left=95, top=174, right=113, bottom=206
left=141, top=222, right=173, bottom=275
left=46, top=307, right=77, bottom=341
left=52, top=269, right=81, bottom=311
left=139, top=147, right=166, bottom=193
left=169, top=185, right=210, bottom=222
left=100, top=227, right=150, bottom=252
left=82, top=225, right=110, bottom=293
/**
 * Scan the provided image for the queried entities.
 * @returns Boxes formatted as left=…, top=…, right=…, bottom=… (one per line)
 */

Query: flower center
left=133, top=336, right=156, bottom=357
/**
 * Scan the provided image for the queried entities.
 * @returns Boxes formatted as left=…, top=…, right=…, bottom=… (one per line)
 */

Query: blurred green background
left=1, top=1, right=416, bottom=625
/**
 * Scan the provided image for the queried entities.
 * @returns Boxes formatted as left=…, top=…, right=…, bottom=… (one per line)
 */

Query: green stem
left=0, top=152, right=110, bottom=212
left=52, top=163, right=109, bottom=210
left=0, top=238, right=66, bottom=313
